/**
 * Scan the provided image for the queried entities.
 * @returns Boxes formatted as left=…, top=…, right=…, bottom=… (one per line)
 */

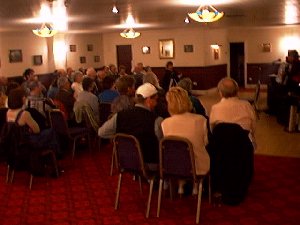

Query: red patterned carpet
left=0, top=143, right=299, bottom=225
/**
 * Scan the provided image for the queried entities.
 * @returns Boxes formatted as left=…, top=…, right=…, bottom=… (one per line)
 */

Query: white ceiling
left=0, top=0, right=299, bottom=33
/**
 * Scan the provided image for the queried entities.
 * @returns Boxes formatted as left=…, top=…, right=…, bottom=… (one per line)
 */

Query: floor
left=198, top=88, right=300, bottom=158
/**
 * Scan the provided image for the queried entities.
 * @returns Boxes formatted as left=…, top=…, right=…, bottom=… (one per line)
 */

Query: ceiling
left=0, top=0, right=299, bottom=34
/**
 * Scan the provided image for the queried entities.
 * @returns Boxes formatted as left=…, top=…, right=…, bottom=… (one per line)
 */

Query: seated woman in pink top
left=162, top=87, right=210, bottom=194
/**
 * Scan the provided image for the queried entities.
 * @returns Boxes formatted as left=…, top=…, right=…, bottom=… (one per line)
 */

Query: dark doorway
left=116, top=45, right=132, bottom=74
left=230, top=43, right=245, bottom=87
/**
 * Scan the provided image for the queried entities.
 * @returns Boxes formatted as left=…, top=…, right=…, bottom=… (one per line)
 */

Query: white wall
left=1, top=25, right=300, bottom=79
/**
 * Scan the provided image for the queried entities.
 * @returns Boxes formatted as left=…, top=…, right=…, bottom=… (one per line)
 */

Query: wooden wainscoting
left=152, top=64, right=227, bottom=90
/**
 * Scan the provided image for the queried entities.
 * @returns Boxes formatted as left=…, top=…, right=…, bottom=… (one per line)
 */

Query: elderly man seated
left=209, top=77, right=256, bottom=205
left=98, top=82, right=162, bottom=169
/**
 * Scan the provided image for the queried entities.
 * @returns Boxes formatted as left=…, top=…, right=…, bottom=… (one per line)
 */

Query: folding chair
left=113, top=133, right=155, bottom=218
left=157, top=136, right=211, bottom=224
left=49, top=109, right=89, bottom=159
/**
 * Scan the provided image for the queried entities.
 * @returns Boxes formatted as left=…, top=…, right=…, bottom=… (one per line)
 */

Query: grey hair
left=73, top=71, right=83, bottom=81
left=177, top=77, right=193, bottom=93
left=57, top=76, right=69, bottom=89
left=217, top=77, right=239, bottom=98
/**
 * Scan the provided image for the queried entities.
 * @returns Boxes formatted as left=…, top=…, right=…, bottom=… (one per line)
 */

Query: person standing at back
left=162, top=61, right=180, bottom=92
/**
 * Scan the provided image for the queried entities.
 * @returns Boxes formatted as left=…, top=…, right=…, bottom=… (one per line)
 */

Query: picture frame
left=213, top=48, right=220, bottom=60
left=142, top=46, right=151, bottom=54
left=184, top=45, right=194, bottom=53
left=80, top=56, right=86, bottom=64
left=94, top=55, right=100, bottom=63
left=33, top=55, right=43, bottom=65
left=159, top=39, right=174, bottom=59
left=70, top=45, right=76, bottom=52
left=262, top=43, right=271, bottom=52
left=87, top=44, right=93, bottom=52
left=9, top=49, right=23, bottom=63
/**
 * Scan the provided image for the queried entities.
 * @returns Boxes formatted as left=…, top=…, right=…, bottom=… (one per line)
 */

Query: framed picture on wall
left=159, top=39, right=174, bottom=59
left=33, top=55, right=43, bottom=65
left=80, top=56, right=86, bottom=64
left=213, top=48, right=220, bottom=60
left=87, top=44, right=93, bottom=51
left=9, top=49, right=23, bottom=63
left=184, top=45, right=194, bottom=53
left=94, top=55, right=100, bottom=62
left=262, top=43, right=271, bottom=52
left=70, top=45, right=76, bottom=52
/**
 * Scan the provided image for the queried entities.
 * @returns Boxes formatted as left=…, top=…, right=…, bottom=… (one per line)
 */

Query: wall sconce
left=210, top=44, right=221, bottom=49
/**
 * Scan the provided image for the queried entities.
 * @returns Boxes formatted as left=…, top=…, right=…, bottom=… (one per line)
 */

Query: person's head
left=109, top=64, right=117, bottom=73
left=118, top=65, right=126, bottom=75
left=8, top=87, right=26, bottom=109
left=115, top=75, right=136, bottom=96
left=57, top=76, right=71, bottom=90
left=97, top=66, right=106, bottom=79
left=166, top=87, right=192, bottom=116
left=135, top=82, right=158, bottom=110
left=56, top=69, right=67, bottom=77
left=0, top=75, right=8, bottom=86
left=66, top=67, right=74, bottom=76
left=28, top=80, right=42, bottom=96
left=23, top=68, right=35, bottom=81
left=6, top=81, right=20, bottom=96
left=166, top=61, right=173, bottom=70
left=286, top=50, right=299, bottom=63
left=102, top=75, right=115, bottom=90
left=143, top=71, right=160, bottom=88
left=82, top=77, right=95, bottom=92
left=217, top=77, right=239, bottom=98
left=136, top=62, right=144, bottom=72
left=177, top=77, right=193, bottom=94
left=86, top=67, right=97, bottom=80
left=73, top=71, right=84, bottom=83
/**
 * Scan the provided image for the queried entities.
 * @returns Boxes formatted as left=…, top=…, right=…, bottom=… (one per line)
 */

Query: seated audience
left=6, top=88, right=59, bottom=153
left=111, top=75, right=136, bottom=114
left=99, top=83, right=161, bottom=168
left=162, top=86, right=210, bottom=194
left=98, top=75, right=119, bottom=104
left=71, top=71, right=84, bottom=100
left=22, top=68, right=46, bottom=96
left=177, top=77, right=207, bottom=118
left=54, top=76, right=75, bottom=121
left=132, top=62, right=145, bottom=89
left=118, top=65, right=128, bottom=77
left=107, top=64, right=119, bottom=81
left=210, top=77, right=256, bottom=146
left=76, top=77, right=100, bottom=122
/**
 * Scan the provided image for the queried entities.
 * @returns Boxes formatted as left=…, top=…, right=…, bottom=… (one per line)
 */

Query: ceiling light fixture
left=112, top=5, right=119, bottom=14
left=120, top=28, right=141, bottom=39
left=188, top=4, right=224, bottom=23
left=33, top=23, right=58, bottom=37
left=32, top=0, right=68, bottom=38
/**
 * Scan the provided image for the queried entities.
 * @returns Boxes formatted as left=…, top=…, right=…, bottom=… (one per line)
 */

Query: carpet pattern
left=0, top=144, right=299, bottom=225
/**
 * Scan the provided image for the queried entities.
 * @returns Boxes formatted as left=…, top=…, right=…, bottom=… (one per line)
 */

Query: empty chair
left=157, top=136, right=211, bottom=224
left=248, top=80, right=261, bottom=119
left=113, top=133, right=155, bottom=218
left=208, top=123, right=254, bottom=205
left=49, top=109, right=89, bottom=159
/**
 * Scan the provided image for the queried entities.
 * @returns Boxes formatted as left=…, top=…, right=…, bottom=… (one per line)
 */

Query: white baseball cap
left=136, top=82, right=158, bottom=98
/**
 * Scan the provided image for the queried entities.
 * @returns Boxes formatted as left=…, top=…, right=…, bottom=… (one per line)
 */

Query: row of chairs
left=112, top=133, right=210, bottom=224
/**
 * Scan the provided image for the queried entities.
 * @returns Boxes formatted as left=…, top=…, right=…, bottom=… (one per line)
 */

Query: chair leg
left=196, top=179, right=203, bottom=224
left=157, top=179, right=163, bottom=217
left=114, top=173, right=122, bottom=210
left=169, top=179, right=173, bottom=200
left=10, top=170, right=15, bottom=183
left=145, top=178, right=154, bottom=218
left=50, top=151, right=59, bottom=177
left=71, top=139, right=76, bottom=160
left=6, top=165, right=10, bottom=184
left=29, top=174, right=33, bottom=190
left=208, top=174, right=212, bottom=204
left=138, top=176, right=143, bottom=194
left=110, top=148, right=116, bottom=176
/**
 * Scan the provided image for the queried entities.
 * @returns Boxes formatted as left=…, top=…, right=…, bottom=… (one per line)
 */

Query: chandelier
left=120, top=28, right=141, bottom=39
left=188, top=4, right=224, bottom=23
left=32, top=0, right=68, bottom=37
left=33, top=23, right=58, bottom=37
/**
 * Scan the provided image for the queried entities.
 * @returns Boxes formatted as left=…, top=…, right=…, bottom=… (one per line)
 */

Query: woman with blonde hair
left=161, top=86, right=210, bottom=194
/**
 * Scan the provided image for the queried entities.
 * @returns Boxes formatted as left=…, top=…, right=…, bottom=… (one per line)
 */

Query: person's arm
left=98, top=113, right=117, bottom=138
left=154, top=116, right=164, bottom=140
left=22, top=111, right=40, bottom=133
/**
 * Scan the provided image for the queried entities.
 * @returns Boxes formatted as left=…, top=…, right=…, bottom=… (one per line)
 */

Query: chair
left=113, top=133, right=155, bottom=218
left=48, top=109, right=89, bottom=159
left=99, top=102, right=112, bottom=126
left=2, top=122, right=59, bottom=189
left=157, top=136, right=211, bottom=224
left=248, top=80, right=261, bottom=119
left=208, top=123, right=254, bottom=205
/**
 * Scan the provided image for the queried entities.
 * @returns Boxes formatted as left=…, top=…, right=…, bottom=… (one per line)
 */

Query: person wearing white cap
left=99, top=82, right=162, bottom=167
